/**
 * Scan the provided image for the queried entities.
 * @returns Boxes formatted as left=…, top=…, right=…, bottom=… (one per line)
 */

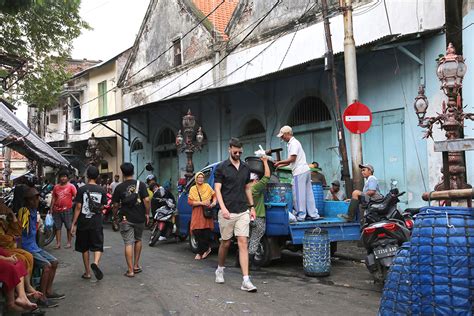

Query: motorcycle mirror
left=390, top=180, right=398, bottom=189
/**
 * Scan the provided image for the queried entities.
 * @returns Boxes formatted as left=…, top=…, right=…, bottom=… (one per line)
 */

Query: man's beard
left=230, top=153, right=240, bottom=162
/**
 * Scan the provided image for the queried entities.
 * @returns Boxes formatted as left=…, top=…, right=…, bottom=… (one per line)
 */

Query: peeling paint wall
left=123, top=0, right=215, bottom=90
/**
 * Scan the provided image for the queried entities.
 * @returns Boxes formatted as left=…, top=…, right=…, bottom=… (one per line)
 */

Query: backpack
left=86, top=190, right=103, bottom=214
left=121, top=180, right=140, bottom=207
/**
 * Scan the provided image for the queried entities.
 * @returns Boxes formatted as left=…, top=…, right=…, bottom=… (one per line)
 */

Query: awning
left=91, top=28, right=443, bottom=125
left=0, top=101, right=70, bottom=168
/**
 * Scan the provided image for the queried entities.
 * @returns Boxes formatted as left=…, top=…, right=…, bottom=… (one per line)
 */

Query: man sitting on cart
left=338, top=164, right=382, bottom=222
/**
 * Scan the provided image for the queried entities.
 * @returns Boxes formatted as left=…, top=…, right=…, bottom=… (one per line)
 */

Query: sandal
left=124, top=271, right=134, bottom=278
left=81, top=273, right=91, bottom=279
left=91, top=263, right=104, bottom=280
left=133, top=267, right=142, bottom=274
left=201, top=248, right=212, bottom=259
left=194, top=254, right=202, bottom=260
left=27, top=290, right=44, bottom=300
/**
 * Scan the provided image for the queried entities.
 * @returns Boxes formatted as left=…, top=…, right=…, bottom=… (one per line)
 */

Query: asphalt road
left=41, top=226, right=381, bottom=316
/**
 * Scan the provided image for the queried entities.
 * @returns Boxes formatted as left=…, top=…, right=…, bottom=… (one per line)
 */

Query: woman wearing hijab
left=188, top=172, right=217, bottom=260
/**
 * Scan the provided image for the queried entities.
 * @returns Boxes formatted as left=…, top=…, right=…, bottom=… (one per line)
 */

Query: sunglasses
left=232, top=151, right=243, bottom=155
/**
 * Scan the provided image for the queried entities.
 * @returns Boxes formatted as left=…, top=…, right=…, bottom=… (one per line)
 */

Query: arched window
left=131, top=139, right=143, bottom=152
left=242, top=118, right=265, bottom=136
left=288, top=97, right=331, bottom=126
left=157, top=128, right=175, bottom=146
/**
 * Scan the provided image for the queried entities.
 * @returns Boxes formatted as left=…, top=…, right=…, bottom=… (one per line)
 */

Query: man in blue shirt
left=20, top=187, right=64, bottom=308
left=338, top=164, right=382, bottom=222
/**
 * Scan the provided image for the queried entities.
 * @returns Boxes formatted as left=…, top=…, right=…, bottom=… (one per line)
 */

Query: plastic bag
left=45, top=213, right=54, bottom=229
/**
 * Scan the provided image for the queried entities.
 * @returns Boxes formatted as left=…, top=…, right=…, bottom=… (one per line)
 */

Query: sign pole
left=321, top=0, right=353, bottom=195
left=341, top=0, right=364, bottom=190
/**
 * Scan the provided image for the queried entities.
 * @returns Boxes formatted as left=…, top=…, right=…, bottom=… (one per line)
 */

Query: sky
left=71, top=0, right=150, bottom=61
left=17, top=0, right=149, bottom=123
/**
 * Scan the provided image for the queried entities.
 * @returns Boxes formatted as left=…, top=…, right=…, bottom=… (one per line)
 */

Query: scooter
left=360, top=188, right=413, bottom=284
left=148, top=198, right=179, bottom=247
left=102, top=193, right=119, bottom=231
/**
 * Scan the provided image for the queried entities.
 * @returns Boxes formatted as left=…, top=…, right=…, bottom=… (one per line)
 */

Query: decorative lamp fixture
left=88, top=133, right=98, bottom=147
left=176, top=130, right=183, bottom=146
left=196, top=127, right=204, bottom=143
left=176, top=109, right=205, bottom=182
left=182, top=109, right=196, bottom=130
left=414, top=85, right=429, bottom=122
left=436, top=43, right=467, bottom=97
left=413, top=43, right=474, bottom=192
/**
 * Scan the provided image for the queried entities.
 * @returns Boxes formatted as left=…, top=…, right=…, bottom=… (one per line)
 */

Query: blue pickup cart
left=178, top=163, right=360, bottom=266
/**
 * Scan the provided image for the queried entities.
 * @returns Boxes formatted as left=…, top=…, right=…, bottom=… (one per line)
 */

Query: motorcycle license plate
left=374, top=245, right=398, bottom=259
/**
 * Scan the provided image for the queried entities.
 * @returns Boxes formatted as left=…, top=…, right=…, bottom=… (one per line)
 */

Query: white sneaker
left=158, top=236, right=167, bottom=241
left=241, top=279, right=257, bottom=292
left=215, top=269, right=225, bottom=284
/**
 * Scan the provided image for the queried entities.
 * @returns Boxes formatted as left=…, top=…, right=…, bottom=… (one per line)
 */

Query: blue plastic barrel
left=409, top=207, right=474, bottom=315
left=379, top=207, right=474, bottom=315
left=312, top=183, right=324, bottom=213
left=379, top=243, right=413, bottom=315
left=265, top=183, right=293, bottom=212
left=303, top=228, right=331, bottom=277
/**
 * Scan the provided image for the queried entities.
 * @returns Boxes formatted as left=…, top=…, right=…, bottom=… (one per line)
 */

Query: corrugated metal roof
left=91, top=28, right=443, bottom=124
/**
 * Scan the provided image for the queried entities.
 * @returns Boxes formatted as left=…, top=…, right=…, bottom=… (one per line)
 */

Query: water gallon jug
left=312, top=183, right=324, bottom=213
left=265, top=183, right=293, bottom=212
left=303, top=228, right=331, bottom=277
left=409, top=207, right=474, bottom=315
left=379, top=242, right=413, bottom=315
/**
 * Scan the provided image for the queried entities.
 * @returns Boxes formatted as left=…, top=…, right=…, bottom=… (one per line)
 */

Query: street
left=44, top=226, right=381, bottom=316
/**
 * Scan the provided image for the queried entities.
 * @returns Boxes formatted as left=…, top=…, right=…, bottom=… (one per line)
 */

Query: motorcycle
left=148, top=198, right=179, bottom=247
left=101, top=193, right=119, bottom=231
left=360, top=187, right=413, bottom=284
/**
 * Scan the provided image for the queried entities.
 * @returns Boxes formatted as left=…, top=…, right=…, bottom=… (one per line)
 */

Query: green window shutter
left=98, top=81, right=107, bottom=116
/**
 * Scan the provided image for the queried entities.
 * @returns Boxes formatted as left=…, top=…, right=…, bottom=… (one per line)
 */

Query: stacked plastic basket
left=379, top=207, right=474, bottom=315
left=312, top=183, right=324, bottom=212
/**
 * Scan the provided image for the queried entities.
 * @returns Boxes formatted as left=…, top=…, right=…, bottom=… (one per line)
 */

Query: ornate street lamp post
left=414, top=43, right=474, bottom=190
left=85, top=133, right=103, bottom=166
left=176, top=109, right=204, bottom=182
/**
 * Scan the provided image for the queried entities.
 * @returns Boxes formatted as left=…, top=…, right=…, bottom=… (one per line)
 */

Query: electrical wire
left=62, top=0, right=227, bottom=111
left=137, top=0, right=283, bottom=104
left=278, top=0, right=314, bottom=70
left=122, top=0, right=319, bottom=100
left=352, top=0, right=382, bottom=16
left=199, top=1, right=317, bottom=91
left=382, top=0, right=392, bottom=35
left=125, top=0, right=226, bottom=82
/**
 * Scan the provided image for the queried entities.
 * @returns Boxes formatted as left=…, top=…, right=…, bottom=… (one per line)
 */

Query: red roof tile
left=192, top=0, right=238, bottom=40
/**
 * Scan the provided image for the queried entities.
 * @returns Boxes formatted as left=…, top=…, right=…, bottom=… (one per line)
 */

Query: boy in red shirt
left=51, top=170, right=77, bottom=249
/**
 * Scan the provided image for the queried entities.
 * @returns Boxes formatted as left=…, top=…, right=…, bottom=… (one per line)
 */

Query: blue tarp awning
left=0, top=101, right=70, bottom=168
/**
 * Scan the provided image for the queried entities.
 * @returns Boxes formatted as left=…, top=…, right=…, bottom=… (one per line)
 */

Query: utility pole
left=321, top=0, right=353, bottom=196
left=341, top=0, right=363, bottom=190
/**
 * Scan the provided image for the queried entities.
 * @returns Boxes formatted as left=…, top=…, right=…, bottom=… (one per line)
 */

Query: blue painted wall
left=122, top=30, right=473, bottom=207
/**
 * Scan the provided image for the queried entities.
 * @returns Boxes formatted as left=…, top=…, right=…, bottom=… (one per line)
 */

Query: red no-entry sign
left=343, top=101, right=373, bottom=134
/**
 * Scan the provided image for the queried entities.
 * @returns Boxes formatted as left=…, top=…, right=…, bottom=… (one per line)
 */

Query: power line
left=201, top=1, right=317, bottom=90
left=125, top=0, right=226, bottom=82
left=64, top=0, right=227, bottom=111
left=138, top=0, right=283, bottom=104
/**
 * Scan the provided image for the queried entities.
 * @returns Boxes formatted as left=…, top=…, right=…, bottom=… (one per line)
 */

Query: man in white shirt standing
left=274, top=126, right=320, bottom=221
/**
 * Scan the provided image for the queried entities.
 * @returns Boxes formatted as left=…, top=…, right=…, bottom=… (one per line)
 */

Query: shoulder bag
left=196, top=187, right=213, bottom=219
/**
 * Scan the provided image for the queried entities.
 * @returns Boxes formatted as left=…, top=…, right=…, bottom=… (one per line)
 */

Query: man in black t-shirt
left=214, top=138, right=257, bottom=292
left=112, top=162, right=150, bottom=278
left=71, top=165, right=107, bottom=281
